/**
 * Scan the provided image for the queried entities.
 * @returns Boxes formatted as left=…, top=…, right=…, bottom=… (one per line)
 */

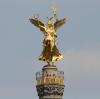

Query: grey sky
left=0, top=0, right=100, bottom=99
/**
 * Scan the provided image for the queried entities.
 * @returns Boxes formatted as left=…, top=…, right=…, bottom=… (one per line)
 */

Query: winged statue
left=29, top=14, right=66, bottom=65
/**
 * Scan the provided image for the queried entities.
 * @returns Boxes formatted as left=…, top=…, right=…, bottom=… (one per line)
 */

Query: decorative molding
left=36, top=84, right=65, bottom=97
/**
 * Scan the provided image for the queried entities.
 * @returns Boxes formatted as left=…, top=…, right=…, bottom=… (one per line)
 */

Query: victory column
left=29, top=1, right=66, bottom=99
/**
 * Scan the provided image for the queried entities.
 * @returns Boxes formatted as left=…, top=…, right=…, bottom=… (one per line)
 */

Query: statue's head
left=46, top=17, right=53, bottom=27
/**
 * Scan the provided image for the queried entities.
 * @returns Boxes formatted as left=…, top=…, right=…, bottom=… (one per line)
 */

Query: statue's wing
left=29, top=18, right=45, bottom=32
left=54, top=18, right=66, bottom=31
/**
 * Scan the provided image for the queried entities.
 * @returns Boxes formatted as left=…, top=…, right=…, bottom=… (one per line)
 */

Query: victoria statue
left=29, top=7, right=66, bottom=65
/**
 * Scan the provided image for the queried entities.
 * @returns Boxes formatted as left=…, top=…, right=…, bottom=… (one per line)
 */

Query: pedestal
left=36, top=65, right=65, bottom=99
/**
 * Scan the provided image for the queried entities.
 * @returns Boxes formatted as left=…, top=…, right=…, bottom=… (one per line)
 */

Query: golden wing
left=54, top=18, right=66, bottom=31
left=29, top=18, right=45, bottom=33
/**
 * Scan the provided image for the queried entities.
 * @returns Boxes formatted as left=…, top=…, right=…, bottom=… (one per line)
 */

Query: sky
left=0, top=0, right=100, bottom=99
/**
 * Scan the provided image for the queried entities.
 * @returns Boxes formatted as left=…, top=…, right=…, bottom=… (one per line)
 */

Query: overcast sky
left=0, top=0, right=100, bottom=99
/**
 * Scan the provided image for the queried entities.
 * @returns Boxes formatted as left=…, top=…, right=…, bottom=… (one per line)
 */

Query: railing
left=36, top=70, right=64, bottom=79
left=36, top=70, right=64, bottom=85
left=36, top=71, right=43, bottom=80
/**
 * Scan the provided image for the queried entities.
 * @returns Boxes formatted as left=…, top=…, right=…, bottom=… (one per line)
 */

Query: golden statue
left=29, top=3, right=66, bottom=65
